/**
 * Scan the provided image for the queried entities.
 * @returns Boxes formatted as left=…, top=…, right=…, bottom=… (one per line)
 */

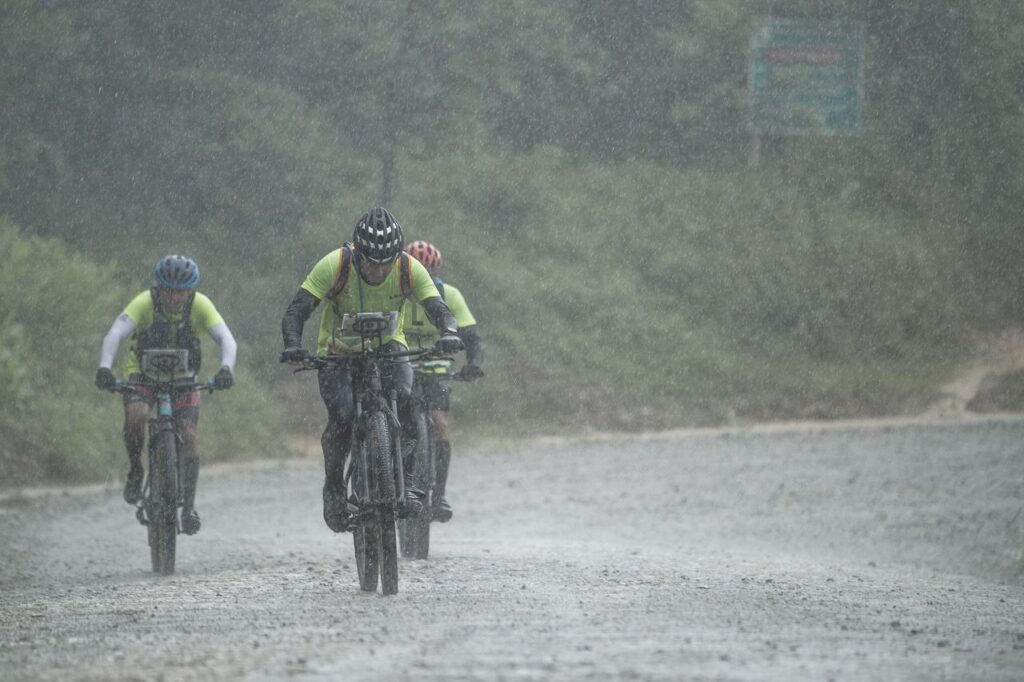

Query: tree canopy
left=2, top=1, right=1022, bottom=467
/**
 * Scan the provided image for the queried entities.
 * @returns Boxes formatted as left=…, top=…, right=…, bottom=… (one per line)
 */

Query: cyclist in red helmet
left=402, top=240, right=485, bottom=522
left=405, top=240, right=444, bottom=274
left=95, top=255, right=237, bottom=534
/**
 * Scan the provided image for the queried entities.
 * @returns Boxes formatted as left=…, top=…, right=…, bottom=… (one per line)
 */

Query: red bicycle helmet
left=405, top=240, right=443, bottom=273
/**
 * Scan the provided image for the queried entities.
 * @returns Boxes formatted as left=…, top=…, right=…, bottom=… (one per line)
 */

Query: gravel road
left=2, top=417, right=1024, bottom=681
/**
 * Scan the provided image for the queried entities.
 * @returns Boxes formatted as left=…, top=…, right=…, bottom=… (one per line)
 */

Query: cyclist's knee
left=322, top=419, right=351, bottom=451
left=393, top=359, right=413, bottom=396
left=321, top=421, right=350, bottom=480
left=122, top=406, right=146, bottom=450
left=124, top=402, right=149, bottom=428
left=433, top=410, right=450, bottom=440
left=179, top=421, right=198, bottom=451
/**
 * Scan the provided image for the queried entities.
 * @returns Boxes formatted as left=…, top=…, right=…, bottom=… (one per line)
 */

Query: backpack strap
left=399, top=252, right=413, bottom=299
left=432, top=275, right=446, bottom=302
left=325, top=243, right=354, bottom=301
left=327, top=245, right=411, bottom=301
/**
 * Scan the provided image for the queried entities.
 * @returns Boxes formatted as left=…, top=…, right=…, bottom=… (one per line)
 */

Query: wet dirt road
left=2, top=417, right=1024, bottom=681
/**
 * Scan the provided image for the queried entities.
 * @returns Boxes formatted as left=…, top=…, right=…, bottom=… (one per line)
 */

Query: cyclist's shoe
left=181, top=507, right=201, bottom=535
left=434, top=441, right=453, bottom=523
left=324, top=484, right=357, bottom=532
left=399, top=474, right=425, bottom=517
left=123, top=463, right=144, bottom=505
left=433, top=496, right=453, bottom=523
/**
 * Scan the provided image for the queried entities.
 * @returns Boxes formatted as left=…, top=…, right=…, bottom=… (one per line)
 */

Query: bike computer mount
left=140, top=349, right=189, bottom=377
left=340, top=312, right=399, bottom=339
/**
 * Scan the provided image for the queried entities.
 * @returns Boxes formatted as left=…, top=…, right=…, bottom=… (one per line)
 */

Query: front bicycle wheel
left=368, top=411, right=400, bottom=595
left=147, top=429, right=178, bottom=575
left=352, top=436, right=379, bottom=593
left=399, top=409, right=432, bottom=560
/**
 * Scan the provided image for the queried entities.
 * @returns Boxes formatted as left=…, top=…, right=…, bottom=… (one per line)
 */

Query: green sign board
left=749, top=18, right=864, bottom=135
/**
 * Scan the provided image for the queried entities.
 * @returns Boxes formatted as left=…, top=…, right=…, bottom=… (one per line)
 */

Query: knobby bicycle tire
left=369, top=411, right=400, bottom=595
left=399, top=409, right=432, bottom=560
left=353, top=434, right=379, bottom=593
left=148, top=428, right=178, bottom=575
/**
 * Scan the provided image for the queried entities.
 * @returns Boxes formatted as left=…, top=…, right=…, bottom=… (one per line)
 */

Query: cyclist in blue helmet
left=95, top=255, right=238, bottom=534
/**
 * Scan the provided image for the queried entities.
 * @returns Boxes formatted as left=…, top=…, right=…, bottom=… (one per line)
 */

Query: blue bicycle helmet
left=154, top=255, right=200, bottom=289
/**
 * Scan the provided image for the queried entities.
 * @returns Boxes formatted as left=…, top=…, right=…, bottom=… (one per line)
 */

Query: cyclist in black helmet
left=95, top=255, right=237, bottom=534
left=280, top=207, right=464, bottom=533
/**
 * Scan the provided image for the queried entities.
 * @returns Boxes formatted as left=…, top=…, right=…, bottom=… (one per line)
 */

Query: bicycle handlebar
left=106, top=378, right=218, bottom=395
left=290, top=344, right=456, bottom=373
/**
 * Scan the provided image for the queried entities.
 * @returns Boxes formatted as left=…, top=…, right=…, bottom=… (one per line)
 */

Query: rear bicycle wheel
left=369, top=411, right=399, bottom=595
left=351, top=436, right=379, bottom=592
left=147, top=429, right=178, bottom=575
left=399, top=409, right=432, bottom=560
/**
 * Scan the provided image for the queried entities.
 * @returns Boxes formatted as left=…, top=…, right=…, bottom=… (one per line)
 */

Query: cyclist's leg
left=429, top=378, right=454, bottom=521
left=382, top=347, right=424, bottom=508
left=176, top=403, right=201, bottom=534
left=433, top=408, right=450, bottom=441
left=387, top=351, right=415, bottom=440
left=318, top=365, right=356, bottom=531
left=122, top=385, right=152, bottom=504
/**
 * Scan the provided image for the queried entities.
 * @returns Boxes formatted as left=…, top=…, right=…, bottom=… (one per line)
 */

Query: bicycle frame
left=115, top=377, right=214, bottom=514
left=307, top=346, right=436, bottom=523
left=295, top=331, right=443, bottom=594
left=147, top=381, right=187, bottom=518
left=107, top=372, right=214, bottom=575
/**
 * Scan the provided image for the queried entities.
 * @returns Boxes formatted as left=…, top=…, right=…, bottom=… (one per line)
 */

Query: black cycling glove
left=436, top=334, right=465, bottom=354
left=95, top=367, right=115, bottom=390
left=214, top=366, right=234, bottom=389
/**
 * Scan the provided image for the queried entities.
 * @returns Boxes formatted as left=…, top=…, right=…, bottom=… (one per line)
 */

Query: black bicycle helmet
left=154, top=255, right=200, bottom=289
left=353, top=207, right=404, bottom=263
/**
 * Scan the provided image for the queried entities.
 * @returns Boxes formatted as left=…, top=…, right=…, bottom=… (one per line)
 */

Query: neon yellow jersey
left=402, top=280, right=476, bottom=349
left=121, top=291, right=225, bottom=376
left=301, top=249, right=440, bottom=354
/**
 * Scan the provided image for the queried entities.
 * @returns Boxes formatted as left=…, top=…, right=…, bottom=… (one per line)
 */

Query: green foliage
left=0, top=222, right=285, bottom=484
left=0, top=221, right=127, bottom=481
left=1, top=0, right=1022, bottom=463
left=398, top=149, right=968, bottom=430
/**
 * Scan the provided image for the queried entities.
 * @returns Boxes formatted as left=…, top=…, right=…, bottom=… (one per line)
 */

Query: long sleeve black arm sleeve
left=420, top=296, right=458, bottom=335
left=459, top=325, right=484, bottom=367
left=281, top=288, right=321, bottom=349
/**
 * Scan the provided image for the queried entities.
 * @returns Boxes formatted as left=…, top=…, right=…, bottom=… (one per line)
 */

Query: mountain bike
left=396, top=365, right=472, bottom=560
left=106, top=349, right=217, bottom=576
left=294, top=312, right=444, bottom=595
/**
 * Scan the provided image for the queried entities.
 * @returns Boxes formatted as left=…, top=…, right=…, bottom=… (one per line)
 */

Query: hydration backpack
left=325, top=243, right=413, bottom=301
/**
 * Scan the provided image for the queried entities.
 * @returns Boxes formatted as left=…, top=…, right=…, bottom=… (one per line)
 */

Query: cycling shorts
left=417, top=374, right=451, bottom=412
left=123, top=374, right=201, bottom=413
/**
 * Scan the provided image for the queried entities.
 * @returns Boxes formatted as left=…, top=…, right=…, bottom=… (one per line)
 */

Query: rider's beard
left=358, top=259, right=393, bottom=285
